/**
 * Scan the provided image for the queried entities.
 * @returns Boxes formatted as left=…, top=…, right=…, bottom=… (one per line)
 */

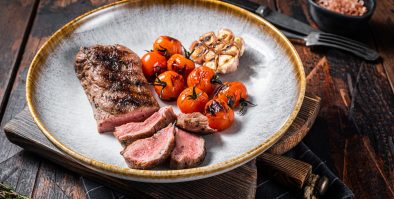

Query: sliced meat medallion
left=170, top=128, right=206, bottom=169
left=75, top=44, right=159, bottom=133
left=176, top=112, right=216, bottom=134
left=114, top=106, right=177, bottom=145
left=121, top=123, right=175, bottom=169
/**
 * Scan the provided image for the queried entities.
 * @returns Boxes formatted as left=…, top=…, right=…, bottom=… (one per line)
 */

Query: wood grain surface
left=0, top=0, right=393, bottom=198
left=368, top=0, right=394, bottom=92
left=3, top=93, right=320, bottom=198
left=4, top=108, right=257, bottom=199
left=258, top=153, right=312, bottom=190
left=272, top=1, right=394, bottom=198
left=0, top=0, right=37, bottom=114
left=0, top=1, right=115, bottom=198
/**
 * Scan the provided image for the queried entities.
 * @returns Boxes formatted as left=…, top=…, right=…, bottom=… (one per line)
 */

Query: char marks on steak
left=170, top=128, right=206, bottom=169
left=114, top=106, right=177, bottom=145
left=176, top=112, right=217, bottom=134
left=121, top=123, right=175, bottom=169
left=75, top=44, right=159, bottom=133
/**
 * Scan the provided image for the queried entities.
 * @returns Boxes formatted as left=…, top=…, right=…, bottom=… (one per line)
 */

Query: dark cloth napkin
left=256, top=142, right=353, bottom=199
left=80, top=141, right=353, bottom=199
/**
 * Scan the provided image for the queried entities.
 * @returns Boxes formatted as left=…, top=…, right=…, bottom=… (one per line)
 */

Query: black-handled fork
left=281, top=29, right=380, bottom=61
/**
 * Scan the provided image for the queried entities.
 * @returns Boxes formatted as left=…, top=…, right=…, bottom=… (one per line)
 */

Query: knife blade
left=222, top=0, right=317, bottom=36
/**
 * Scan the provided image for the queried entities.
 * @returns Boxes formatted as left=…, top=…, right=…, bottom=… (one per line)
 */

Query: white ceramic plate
left=26, top=0, right=305, bottom=182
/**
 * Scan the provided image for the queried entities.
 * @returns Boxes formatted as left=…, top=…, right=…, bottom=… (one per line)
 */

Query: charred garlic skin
left=190, top=41, right=208, bottom=64
left=189, top=28, right=244, bottom=74
left=199, top=32, right=217, bottom=47
left=217, top=28, right=235, bottom=44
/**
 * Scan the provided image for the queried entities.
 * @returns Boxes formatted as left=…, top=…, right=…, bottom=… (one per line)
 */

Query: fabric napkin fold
left=81, top=142, right=353, bottom=199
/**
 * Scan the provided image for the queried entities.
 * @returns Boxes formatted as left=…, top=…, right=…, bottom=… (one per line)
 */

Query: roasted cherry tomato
left=153, top=36, right=183, bottom=58
left=204, top=99, right=234, bottom=131
left=215, top=82, right=255, bottom=115
left=153, top=71, right=185, bottom=101
left=141, top=51, right=167, bottom=81
left=177, top=86, right=209, bottom=114
left=187, top=66, right=221, bottom=95
left=215, top=81, right=248, bottom=108
left=167, top=54, right=195, bottom=79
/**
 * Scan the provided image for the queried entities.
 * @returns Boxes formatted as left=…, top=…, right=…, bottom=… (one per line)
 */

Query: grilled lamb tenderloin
left=170, top=128, right=206, bottom=169
left=75, top=44, right=159, bottom=133
left=114, top=106, right=177, bottom=146
left=121, top=123, right=175, bottom=169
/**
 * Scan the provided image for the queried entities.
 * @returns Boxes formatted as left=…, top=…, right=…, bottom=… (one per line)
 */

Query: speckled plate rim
left=26, top=0, right=305, bottom=180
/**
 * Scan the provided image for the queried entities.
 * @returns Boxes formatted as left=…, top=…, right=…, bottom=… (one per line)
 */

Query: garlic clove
left=191, top=29, right=244, bottom=74
left=217, top=28, right=234, bottom=44
left=213, top=42, right=226, bottom=54
left=205, top=55, right=218, bottom=71
left=189, top=40, right=200, bottom=52
left=190, top=41, right=208, bottom=64
left=220, top=44, right=239, bottom=57
left=199, top=32, right=217, bottom=47
left=203, top=50, right=216, bottom=62
left=234, top=36, right=245, bottom=57
left=217, top=54, right=239, bottom=74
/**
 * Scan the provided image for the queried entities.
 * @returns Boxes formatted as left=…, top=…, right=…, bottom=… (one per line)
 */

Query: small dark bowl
left=307, top=0, right=376, bottom=35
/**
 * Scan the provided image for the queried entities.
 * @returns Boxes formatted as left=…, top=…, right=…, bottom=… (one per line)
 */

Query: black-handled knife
left=221, top=0, right=380, bottom=61
left=222, top=0, right=316, bottom=36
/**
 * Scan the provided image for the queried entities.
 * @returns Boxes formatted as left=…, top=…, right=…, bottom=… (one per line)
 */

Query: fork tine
left=311, top=40, right=378, bottom=61
left=319, top=32, right=369, bottom=49
left=320, top=32, right=367, bottom=46
left=314, top=37, right=379, bottom=61
left=318, top=36, right=379, bottom=57
left=318, top=37, right=365, bottom=53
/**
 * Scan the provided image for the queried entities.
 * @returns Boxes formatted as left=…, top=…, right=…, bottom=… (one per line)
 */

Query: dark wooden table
left=0, top=0, right=393, bottom=198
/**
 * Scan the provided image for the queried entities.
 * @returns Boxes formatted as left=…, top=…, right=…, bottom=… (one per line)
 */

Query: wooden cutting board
left=3, top=94, right=319, bottom=198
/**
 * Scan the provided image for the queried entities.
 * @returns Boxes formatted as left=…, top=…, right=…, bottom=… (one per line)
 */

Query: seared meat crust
left=75, top=44, right=159, bottom=132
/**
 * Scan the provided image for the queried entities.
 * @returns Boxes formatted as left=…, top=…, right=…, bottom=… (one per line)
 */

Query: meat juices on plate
left=121, top=123, right=175, bottom=169
left=170, top=128, right=206, bottom=169
left=75, top=44, right=159, bottom=133
left=114, top=106, right=177, bottom=146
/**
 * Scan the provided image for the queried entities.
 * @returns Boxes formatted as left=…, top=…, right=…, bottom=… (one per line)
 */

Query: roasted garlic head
left=189, top=29, right=244, bottom=74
